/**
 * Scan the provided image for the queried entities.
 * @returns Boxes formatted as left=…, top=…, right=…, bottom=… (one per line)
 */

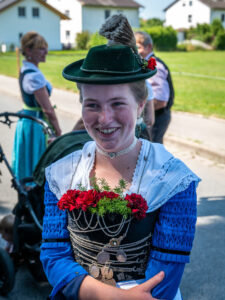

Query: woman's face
left=81, top=83, right=144, bottom=153
left=26, top=46, right=48, bottom=66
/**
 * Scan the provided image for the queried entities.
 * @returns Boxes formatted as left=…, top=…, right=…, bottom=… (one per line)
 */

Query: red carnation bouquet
left=57, top=178, right=148, bottom=220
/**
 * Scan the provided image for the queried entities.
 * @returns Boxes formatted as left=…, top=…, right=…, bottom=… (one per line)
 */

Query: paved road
left=0, top=92, right=225, bottom=299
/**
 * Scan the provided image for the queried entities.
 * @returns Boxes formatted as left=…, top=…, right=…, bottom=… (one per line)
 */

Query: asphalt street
left=0, top=91, right=225, bottom=299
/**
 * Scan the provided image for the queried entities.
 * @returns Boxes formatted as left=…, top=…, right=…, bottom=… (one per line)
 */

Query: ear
left=137, top=100, right=146, bottom=117
left=24, top=47, right=32, bottom=57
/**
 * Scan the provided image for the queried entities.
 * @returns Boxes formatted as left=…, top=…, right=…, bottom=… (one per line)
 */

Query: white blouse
left=46, top=139, right=200, bottom=213
left=21, top=60, right=52, bottom=95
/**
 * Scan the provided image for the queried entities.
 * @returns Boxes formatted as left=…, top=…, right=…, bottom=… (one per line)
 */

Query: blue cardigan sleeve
left=145, top=181, right=197, bottom=300
left=40, top=181, right=88, bottom=299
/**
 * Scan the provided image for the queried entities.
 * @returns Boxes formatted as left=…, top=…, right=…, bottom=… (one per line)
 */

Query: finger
left=141, top=271, right=165, bottom=291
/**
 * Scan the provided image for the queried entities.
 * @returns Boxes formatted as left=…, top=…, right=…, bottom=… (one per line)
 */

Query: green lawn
left=0, top=50, right=225, bottom=118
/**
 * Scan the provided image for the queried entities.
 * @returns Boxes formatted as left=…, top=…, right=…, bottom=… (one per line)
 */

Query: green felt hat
left=62, top=44, right=157, bottom=84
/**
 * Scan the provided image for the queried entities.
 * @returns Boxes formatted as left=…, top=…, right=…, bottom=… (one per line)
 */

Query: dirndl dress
left=12, top=68, right=49, bottom=182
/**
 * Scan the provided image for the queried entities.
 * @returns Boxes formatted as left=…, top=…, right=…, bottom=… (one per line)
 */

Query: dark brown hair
left=77, top=80, right=148, bottom=104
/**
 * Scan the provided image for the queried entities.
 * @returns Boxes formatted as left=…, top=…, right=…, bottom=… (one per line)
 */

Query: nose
left=98, top=106, right=113, bottom=125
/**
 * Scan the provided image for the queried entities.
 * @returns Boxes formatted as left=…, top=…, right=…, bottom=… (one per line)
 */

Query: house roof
left=198, top=0, right=225, bottom=9
left=0, top=0, right=70, bottom=19
left=164, top=0, right=225, bottom=11
left=77, top=0, right=142, bottom=8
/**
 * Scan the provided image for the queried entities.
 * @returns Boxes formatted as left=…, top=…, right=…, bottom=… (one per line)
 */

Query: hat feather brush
left=99, top=14, right=138, bottom=54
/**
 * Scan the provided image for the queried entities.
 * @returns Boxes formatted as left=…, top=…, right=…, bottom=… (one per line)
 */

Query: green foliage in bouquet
left=90, top=177, right=127, bottom=196
left=89, top=197, right=132, bottom=218
left=84, top=177, right=131, bottom=217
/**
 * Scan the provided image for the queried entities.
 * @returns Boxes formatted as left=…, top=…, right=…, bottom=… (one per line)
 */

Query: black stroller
left=0, top=112, right=92, bottom=295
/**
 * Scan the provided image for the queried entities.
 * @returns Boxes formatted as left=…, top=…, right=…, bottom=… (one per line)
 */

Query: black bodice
left=68, top=210, right=159, bottom=284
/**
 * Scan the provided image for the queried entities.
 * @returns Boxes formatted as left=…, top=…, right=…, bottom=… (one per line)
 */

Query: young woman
left=41, top=15, right=200, bottom=300
left=12, top=32, right=61, bottom=182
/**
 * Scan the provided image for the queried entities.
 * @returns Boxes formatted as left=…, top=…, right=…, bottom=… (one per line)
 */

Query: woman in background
left=12, top=32, right=61, bottom=182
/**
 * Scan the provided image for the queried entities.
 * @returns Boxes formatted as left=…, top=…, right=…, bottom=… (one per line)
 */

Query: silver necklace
left=96, top=137, right=138, bottom=159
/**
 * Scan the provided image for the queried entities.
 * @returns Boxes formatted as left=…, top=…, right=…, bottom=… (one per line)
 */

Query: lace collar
left=46, top=140, right=201, bottom=212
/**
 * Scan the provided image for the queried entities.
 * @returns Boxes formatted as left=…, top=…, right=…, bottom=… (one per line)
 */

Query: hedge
left=141, top=26, right=177, bottom=51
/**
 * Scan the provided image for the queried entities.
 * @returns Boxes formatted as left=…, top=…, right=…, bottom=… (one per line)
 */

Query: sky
left=136, top=0, right=175, bottom=20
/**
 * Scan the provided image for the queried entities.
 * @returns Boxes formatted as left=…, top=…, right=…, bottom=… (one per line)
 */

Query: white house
left=0, top=0, right=69, bottom=51
left=46, top=0, right=142, bottom=48
left=164, top=0, right=225, bottom=29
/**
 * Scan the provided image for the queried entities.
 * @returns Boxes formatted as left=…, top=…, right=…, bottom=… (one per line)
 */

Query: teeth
left=99, top=128, right=117, bottom=134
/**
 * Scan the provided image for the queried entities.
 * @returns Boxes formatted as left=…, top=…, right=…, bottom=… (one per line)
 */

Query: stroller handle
left=0, top=111, right=55, bottom=231
left=0, top=112, right=55, bottom=138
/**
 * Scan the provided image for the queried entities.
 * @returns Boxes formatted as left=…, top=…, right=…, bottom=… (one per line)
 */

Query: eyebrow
left=84, top=97, right=127, bottom=102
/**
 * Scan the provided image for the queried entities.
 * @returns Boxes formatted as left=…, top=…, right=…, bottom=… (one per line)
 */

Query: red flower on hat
left=147, top=57, right=157, bottom=70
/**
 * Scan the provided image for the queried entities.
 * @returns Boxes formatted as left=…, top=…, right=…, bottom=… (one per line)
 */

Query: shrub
left=140, top=18, right=164, bottom=28
left=75, top=31, right=90, bottom=50
left=176, top=44, right=188, bottom=51
left=186, top=26, right=196, bottom=40
left=202, top=32, right=214, bottom=44
left=213, top=30, right=225, bottom=50
left=176, top=43, right=207, bottom=51
left=88, top=32, right=107, bottom=48
left=143, top=26, right=177, bottom=51
left=196, top=23, right=211, bottom=35
left=211, top=19, right=224, bottom=36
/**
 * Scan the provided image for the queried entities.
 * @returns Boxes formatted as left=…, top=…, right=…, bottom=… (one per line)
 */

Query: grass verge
left=0, top=50, right=224, bottom=118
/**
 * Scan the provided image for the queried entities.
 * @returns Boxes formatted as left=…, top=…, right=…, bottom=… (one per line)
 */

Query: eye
left=84, top=102, right=99, bottom=109
left=112, top=101, right=126, bottom=107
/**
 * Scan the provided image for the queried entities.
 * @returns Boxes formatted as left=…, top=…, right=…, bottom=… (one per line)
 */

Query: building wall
left=82, top=6, right=139, bottom=33
left=165, top=0, right=210, bottom=29
left=47, top=0, right=82, bottom=47
left=0, top=0, right=62, bottom=50
left=211, top=9, right=225, bottom=28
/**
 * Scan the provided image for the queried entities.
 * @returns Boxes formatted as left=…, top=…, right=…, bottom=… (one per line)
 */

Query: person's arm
left=153, top=99, right=167, bottom=110
left=149, top=61, right=170, bottom=111
left=144, top=181, right=197, bottom=300
left=41, top=181, right=88, bottom=299
left=144, top=100, right=155, bottom=127
left=34, top=87, right=61, bottom=136
left=78, top=272, right=165, bottom=300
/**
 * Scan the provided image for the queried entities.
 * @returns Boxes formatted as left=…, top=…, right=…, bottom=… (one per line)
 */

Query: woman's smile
left=81, top=84, right=142, bottom=153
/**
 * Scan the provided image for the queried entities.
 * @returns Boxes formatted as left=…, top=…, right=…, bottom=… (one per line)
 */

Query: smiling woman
left=40, top=14, right=201, bottom=300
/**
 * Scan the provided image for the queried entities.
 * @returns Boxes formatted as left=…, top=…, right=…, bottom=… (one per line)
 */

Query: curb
left=165, top=135, right=225, bottom=164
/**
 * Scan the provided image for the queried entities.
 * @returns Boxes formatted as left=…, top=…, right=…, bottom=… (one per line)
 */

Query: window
left=18, top=7, right=26, bottom=17
left=66, top=30, right=70, bottom=39
left=105, top=10, right=110, bottom=19
left=32, top=7, right=39, bottom=17
left=221, top=14, right=225, bottom=22
left=19, top=33, right=23, bottom=40
left=182, top=2, right=186, bottom=6
left=188, top=14, right=192, bottom=22
left=189, top=1, right=192, bottom=6
left=65, top=10, right=70, bottom=17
